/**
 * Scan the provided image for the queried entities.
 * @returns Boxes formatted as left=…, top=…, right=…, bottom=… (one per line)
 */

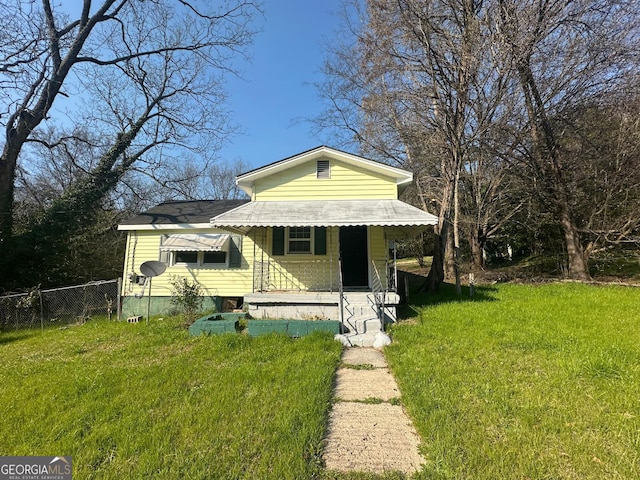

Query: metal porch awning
left=210, top=200, right=438, bottom=238
left=160, top=233, right=230, bottom=251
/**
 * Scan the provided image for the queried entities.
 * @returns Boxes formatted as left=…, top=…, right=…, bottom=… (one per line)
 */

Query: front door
left=339, top=226, right=369, bottom=288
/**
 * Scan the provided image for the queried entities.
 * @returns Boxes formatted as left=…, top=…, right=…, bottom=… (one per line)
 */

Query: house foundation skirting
left=121, top=295, right=222, bottom=319
left=244, top=292, right=341, bottom=320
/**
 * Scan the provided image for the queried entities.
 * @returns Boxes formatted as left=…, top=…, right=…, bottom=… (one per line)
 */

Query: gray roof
left=119, top=199, right=250, bottom=226
left=211, top=199, right=438, bottom=238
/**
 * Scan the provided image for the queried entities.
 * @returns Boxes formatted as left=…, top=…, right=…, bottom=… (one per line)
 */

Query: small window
left=174, top=251, right=198, bottom=264
left=172, top=250, right=228, bottom=266
left=288, top=226, right=312, bottom=253
left=203, top=251, right=227, bottom=264
left=316, top=160, right=330, bottom=179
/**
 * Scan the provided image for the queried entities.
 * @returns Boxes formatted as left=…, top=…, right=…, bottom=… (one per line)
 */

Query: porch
left=210, top=199, right=438, bottom=344
left=244, top=290, right=400, bottom=345
left=245, top=251, right=400, bottom=346
left=251, top=258, right=396, bottom=293
left=248, top=251, right=397, bottom=310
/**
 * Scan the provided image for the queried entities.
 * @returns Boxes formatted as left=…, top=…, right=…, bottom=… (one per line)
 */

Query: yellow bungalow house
left=118, top=146, right=437, bottom=346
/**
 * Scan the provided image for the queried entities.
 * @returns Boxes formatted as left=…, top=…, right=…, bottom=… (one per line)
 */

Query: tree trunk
left=444, top=224, right=456, bottom=281
left=0, top=145, right=19, bottom=241
left=558, top=198, right=590, bottom=279
left=453, top=167, right=462, bottom=296
left=513, top=56, right=591, bottom=280
left=421, top=169, right=456, bottom=293
left=0, top=104, right=46, bottom=241
left=424, top=227, right=446, bottom=293
left=469, top=230, right=485, bottom=270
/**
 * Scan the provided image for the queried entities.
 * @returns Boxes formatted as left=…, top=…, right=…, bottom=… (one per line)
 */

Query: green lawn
left=0, top=319, right=342, bottom=479
left=2, top=283, right=639, bottom=480
left=387, top=282, right=640, bottom=479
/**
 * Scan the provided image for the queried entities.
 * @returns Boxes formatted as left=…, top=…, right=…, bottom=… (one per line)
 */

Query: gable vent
left=316, top=160, right=330, bottom=179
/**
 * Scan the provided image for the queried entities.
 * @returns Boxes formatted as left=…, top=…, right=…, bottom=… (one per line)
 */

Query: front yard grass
left=2, top=282, right=639, bottom=479
left=0, top=318, right=342, bottom=479
left=387, top=282, right=640, bottom=479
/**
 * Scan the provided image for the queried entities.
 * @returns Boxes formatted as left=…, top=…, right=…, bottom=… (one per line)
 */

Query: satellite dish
left=140, top=260, right=166, bottom=277
left=138, top=261, right=166, bottom=325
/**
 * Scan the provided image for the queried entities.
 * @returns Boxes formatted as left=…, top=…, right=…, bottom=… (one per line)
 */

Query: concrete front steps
left=337, top=316, right=384, bottom=347
left=336, top=293, right=392, bottom=348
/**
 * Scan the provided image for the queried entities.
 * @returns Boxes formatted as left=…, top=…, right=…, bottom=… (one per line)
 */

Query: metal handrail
left=338, top=257, right=344, bottom=329
left=371, top=260, right=387, bottom=325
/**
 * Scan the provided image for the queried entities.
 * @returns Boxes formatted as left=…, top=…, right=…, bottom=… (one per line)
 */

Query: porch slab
left=244, top=291, right=401, bottom=324
left=245, top=291, right=401, bottom=306
left=244, top=291, right=340, bottom=305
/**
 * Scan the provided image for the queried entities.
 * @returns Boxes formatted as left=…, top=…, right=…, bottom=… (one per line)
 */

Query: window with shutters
left=288, top=226, right=312, bottom=253
left=316, top=160, right=330, bottom=179
left=272, top=226, right=327, bottom=256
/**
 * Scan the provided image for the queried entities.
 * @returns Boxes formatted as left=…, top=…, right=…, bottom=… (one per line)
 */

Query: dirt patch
left=342, top=348, right=387, bottom=368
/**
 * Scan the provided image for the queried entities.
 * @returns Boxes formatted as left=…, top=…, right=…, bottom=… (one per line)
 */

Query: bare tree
left=561, top=90, right=640, bottom=260
left=461, top=142, right=524, bottom=270
left=495, top=0, right=640, bottom=279
left=0, top=0, right=259, bottom=242
left=318, top=0, right=514, bottom=292
left=208, top=158, right=250, bottom=199
left=317, top=0, right=640, bottom=284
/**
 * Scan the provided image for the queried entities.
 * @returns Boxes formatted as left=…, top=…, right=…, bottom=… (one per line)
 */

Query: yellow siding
left=369, top=226, right=387, bottom=260
left=121, top=228, right=254, bottom=298
left=369, top=226, right=389, bottom=286
left=253, top=158, right=398, bottom=201
left=121, top=225, right=392, bottom=297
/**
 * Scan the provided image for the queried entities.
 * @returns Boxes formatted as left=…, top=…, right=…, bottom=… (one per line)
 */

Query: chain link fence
left=0, top=279, right=120, bottom=331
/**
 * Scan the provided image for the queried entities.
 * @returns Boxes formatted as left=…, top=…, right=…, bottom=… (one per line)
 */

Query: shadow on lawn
left=397, top=271, right=498, bottom=320
left=0, top=331, right=35, bottom=346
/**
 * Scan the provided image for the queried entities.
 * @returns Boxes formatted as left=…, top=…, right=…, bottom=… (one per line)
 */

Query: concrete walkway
left=322, top=348, right=425, bottom=475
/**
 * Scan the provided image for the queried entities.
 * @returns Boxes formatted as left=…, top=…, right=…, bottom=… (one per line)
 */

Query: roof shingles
left=119, top=199, right=250, bottom=226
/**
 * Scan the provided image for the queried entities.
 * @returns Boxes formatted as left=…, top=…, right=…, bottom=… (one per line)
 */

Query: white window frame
left=286, top=226, right=314, bottom=255
left=171, top=250, right=229, bottom=268
left=172, top=250, right=199, bottom=266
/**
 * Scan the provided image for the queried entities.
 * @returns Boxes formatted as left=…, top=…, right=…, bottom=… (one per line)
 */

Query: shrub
left=169, top=276, right=205, bottom=324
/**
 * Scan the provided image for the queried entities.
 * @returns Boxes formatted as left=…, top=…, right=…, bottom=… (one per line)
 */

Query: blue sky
left=52, top=0, right=345, bottom=170
left=219, top=0, right=344, bottom=168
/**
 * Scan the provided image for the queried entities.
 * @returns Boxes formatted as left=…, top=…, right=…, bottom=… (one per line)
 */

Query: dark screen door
left=339, top=226, right=368, bottom=287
